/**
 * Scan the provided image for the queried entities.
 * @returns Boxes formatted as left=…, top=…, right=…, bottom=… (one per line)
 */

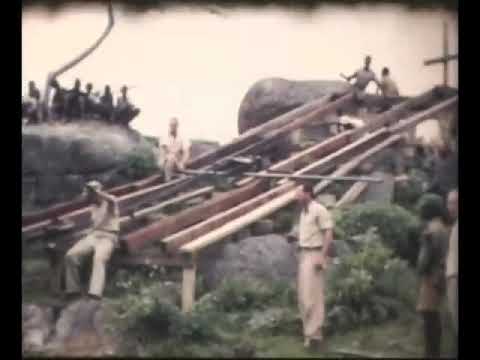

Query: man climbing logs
left=161, top=117, right=191, bottom=182
left=289, top=182, right=335, bottom=351
left=64, top=180, right=120, bottom=302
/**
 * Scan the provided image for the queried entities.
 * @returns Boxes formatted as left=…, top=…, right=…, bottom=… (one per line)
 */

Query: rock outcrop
left=199, top=234, right=298, bottom=290
left=238, top=77, right=350, bottom=134
left=22, top=122, right=157, bottom=211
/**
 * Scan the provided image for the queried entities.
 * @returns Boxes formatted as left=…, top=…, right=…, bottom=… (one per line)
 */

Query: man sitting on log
left=63, top=180, right=120, bottom=302
left=161, top=117, right=191, bottom=182
left=377, top=67, right=400, bottom=98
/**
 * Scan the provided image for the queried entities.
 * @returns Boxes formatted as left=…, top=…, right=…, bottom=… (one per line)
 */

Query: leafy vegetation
left=334, top=202, right=421, bottom=265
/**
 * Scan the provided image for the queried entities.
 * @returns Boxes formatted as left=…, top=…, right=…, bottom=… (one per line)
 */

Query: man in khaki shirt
left=290, top=183, right=334, bottom=350
left=446, top=189, right=458, bottom=333
left=64, top=180, right=120, bottom=301
left=161, top=117, right=191, bottom=182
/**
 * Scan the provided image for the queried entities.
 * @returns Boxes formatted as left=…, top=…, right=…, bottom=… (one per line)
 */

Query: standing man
left=161, top=117, right=191, bottom=182
left=416, top=194, right=449, bottom=358
left=446, top=189, right=458, bottom=334
left=64, top=181, right=119, bottom=302
left=290, top=182, right=334, bottom=350
left=49, top=79, right=67, bottom=122
left=377, top=67, right=400, bottom=97
left=341, top=55, right=381, bottom=95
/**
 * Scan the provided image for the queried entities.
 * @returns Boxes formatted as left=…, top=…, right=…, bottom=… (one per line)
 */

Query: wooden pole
left=335, top=181, right=369, bottom=208
left=181, top=263, right=197, bottom=313
left=443, top=21, right=449, bottom=86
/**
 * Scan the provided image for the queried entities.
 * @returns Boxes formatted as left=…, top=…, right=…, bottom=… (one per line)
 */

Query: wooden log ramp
left=22, top=89, right=354, bottom=230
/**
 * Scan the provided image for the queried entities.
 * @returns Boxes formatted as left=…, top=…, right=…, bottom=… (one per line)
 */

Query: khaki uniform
left=163, top=135, right=189, bottom=182
left=380, top=75, right=400, bottom=97
left=446, top=221, right=458, bottom=332
left=297, top=201, right=334, bottom=342
left=65, top=198, right=119, bottom=297
left=416, top=219, right=449, bottom=312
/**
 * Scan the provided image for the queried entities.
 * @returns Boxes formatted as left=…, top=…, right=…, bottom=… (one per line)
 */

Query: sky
left=22, top=4, right=458, bottom=144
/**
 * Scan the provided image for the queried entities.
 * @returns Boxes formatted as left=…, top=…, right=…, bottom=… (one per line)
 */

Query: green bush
left=325, top=230, right=414, bottom=333
left=394, top=169, right=430, bottom=210
left=335, top=202, right=421, bottom=265
left=121, top=147, right=158, bottom=180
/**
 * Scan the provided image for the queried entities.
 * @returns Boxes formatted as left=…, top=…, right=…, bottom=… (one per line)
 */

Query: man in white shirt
left=446, top=189, right=458, bottom=334
left=162, top=117, right=191, bottom=182
left=342, top=55, right=381, bottom=94
left=377, top=67, right=400, bottom=98
left=64, top=181, right=120, bottom=302
left=291, top=182, right=335, bottom=350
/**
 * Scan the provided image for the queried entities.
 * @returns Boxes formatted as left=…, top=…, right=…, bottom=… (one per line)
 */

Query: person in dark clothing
left=50, top=79, right=67, bottom=121
left=81, top=83, right=95, bottom=118
left=23, top=81, right=41, bottom=124
left=415, top=194, right=449, bottom=358
left=99, top=85, right=114, bottom=122
left=112, top=85, right=141, bottom=126
left=65, top=79, right=83, bottom=121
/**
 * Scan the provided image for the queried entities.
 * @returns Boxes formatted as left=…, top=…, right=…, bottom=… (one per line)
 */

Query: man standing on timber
left=162, top=117, right=191, bottom=182
left=341, top=55, right=381, bottom=96
left=446, top=189, right=458, bottom=335
left=64, top=180, right=119, bottom=301
left=291, top=182, right=334, bottom=350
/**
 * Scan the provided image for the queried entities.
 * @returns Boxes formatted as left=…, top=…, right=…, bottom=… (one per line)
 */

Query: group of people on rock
left=22, top=79, right=140, bottom=126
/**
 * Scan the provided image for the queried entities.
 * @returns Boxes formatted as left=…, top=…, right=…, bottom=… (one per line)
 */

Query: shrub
left=335, top=202, right=421, bottom=265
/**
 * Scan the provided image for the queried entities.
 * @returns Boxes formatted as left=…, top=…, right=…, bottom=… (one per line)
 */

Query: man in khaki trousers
left=446, top=189, right=458, bottom=334
left=161, top=117, right=191, bottom=182
left=290, top=183, right=334, bottom=350
left=64, top=180, right=120, bottom=301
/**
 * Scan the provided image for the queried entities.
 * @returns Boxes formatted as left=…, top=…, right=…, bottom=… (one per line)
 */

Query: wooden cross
left=424, top=22, right=458, bottom=86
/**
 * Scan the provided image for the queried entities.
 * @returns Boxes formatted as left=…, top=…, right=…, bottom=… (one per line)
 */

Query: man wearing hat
left=289, top=182, right=335, bottom=351
left=64, top=180, right=120, bottom=301
left=161, top=117, right=191, bottom=182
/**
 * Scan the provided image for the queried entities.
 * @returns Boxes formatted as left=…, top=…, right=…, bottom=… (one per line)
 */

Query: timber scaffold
left=22, top=86, right=458, bottom=312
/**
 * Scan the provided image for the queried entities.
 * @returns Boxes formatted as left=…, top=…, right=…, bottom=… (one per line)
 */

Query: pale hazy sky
left=22, top=4, right=457, bottom=144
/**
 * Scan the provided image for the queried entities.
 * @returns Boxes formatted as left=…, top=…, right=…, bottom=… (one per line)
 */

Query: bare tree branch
left=41, top=1, right=115, bottom=121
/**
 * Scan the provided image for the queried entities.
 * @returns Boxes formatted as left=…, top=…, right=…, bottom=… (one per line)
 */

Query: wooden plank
left=179, top=135, right=402, bottom=255
left=443, top=21, right=449, bottom=86
left=162, top=183, right=292, bottom=253
left=181, top=265, right=197, bottom=313
left=186, top=94, right=338, bottom=169
left=120, top=186, right=214, bottom=224
left=335, top=181, right=369, bottom=208
left=188, top=92, right=355, bottom=169
left=163, top=129, right=387, bottom=253
left=388, top=96, right=458, bottom=134
left=123, top=180, right=269, bottom=253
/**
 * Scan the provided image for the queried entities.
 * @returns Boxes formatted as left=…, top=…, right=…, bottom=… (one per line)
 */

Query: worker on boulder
left=113, top=85, right=140, bottom=126
left=99, top=85, right=114, bottom=122
left=161, top=117, right=191, bottom=182
left=22, top=81, right=41, bottom=124
left=288, top=182, right=335, bottom=351
left=64, top=180, right=119, bottom=302
left=64, top=78, right=83, bottom=121
left=377, top=67, right=400, bottom=98
left=81, top=82, right=95, bottom=119
left=49, top=79, right=67, bottom=121
left=341, top=55, right=381, bottom=100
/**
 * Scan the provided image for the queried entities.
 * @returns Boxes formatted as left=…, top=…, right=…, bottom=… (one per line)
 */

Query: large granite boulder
left=22, top=122, right=157, bottom=211
left=198, top=234, right=298, bottom=290
left=238, top=77, right=350, bottom=133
